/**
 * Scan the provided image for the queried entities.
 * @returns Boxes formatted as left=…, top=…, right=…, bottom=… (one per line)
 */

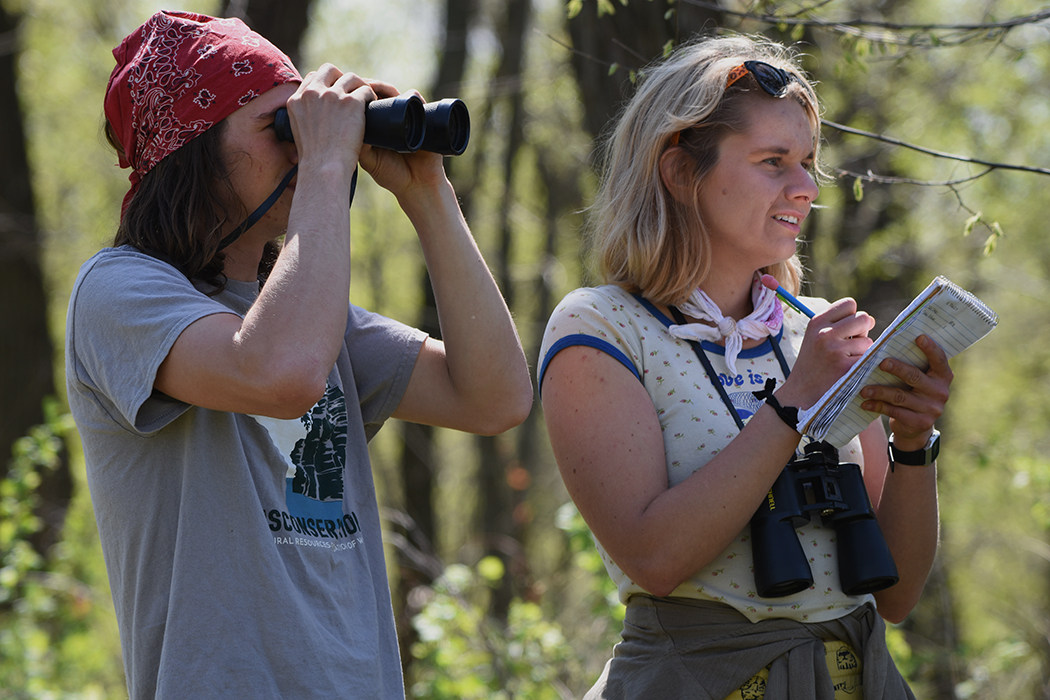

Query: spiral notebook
left=797, top=276, right=998, bottom=447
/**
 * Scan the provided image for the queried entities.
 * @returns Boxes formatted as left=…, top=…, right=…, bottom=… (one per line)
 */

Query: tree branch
left=822, top=119, right=1050, bottom=177
left=830, top=165, right=994, bottom=187
left=680, top=0, right=1050, bottom=47
left=541, top=11, right=1050, bottom=185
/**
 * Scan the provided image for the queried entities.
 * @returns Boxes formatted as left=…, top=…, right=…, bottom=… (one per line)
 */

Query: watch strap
left=888, top=429, right=940, bottom=470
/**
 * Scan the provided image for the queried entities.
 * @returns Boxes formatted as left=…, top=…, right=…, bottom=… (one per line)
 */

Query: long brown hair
left=105, top=121, right=279, bottom=289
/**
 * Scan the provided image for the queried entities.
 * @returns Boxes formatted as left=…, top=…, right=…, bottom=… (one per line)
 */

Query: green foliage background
left=5, top=0, right=1050, bottom=698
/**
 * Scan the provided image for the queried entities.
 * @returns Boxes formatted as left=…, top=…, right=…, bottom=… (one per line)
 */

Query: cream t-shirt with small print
left=539, top=285, right=874, bottom=623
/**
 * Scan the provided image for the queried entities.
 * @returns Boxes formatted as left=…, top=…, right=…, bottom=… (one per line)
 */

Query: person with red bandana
left=64, top=11, right=531, bottom=699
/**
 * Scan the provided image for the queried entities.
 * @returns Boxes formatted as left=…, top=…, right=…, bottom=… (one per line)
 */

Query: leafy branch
left=822, top=118, right=1050, bottom=178
left=821, top=117, right=1044, bottom=251
left=680, top=0, right=1050, bottom=48
left=557, top=0, right=1044, bottom=248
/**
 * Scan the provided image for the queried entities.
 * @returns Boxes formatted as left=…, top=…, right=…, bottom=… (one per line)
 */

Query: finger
left=861, top=379, right=944, bottom=420
left=310, top=63, right=345, bottom=88
left=843, top=334, right=873, bottom=357
left=334, top=70, right=373, bottom=96
left=881, top=354, right=951, bottom=406
left=916, top=334, right=953, bottom=379
left=818, top=297, right=859, bottom=323
left=810, top=313, right=873, bottom=358
left=834, top=312, right=876, bottom=341
left=862, top=384, right=915, bottom=412
left=860, top=392, right=939, bottom=432
left=881, top=357, right=927, bottom=388
left=365, top=79, right=402, bottom=99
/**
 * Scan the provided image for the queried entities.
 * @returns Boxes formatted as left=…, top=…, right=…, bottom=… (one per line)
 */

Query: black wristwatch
left=887, top=429, right=940, bottom=470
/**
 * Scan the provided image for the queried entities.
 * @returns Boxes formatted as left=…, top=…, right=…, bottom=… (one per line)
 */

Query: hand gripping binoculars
left=750, top=441, right=899, bottom=598
left=274, top=94, right=470, bottom=156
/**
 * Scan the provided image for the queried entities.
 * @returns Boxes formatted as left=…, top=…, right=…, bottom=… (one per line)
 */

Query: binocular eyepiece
left=274, top=94, right=470, bottom=156
left=750, top=441, right=899, bottom=599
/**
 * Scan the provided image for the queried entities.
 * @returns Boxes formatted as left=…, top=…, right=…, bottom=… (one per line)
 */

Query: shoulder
left=547, top=284, right=660, bottom=330
left=540, top=286, right=664, bottom=389
left=551, top=285, right=636, bottom=314
left=67, top=246, right=231, bottom=354
left=543, top=285, right=649, bottom=346
left=72, top=246, right=198, bottom=303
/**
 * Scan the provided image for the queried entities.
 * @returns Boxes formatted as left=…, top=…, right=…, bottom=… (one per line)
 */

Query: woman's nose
left=791, top=165, right=819, bottom=203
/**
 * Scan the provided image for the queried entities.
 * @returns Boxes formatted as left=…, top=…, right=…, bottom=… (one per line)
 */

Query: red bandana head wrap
left=104, top=11, right=301, bottom=213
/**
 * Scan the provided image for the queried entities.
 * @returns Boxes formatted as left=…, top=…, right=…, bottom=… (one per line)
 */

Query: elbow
left=498, top=381, right=535, bottom=432
left=620, top=556, right=690, bottom=599
left=466, top=376, right=534, bottom=436
left=270, top=388, right=325, bottom=419
left=874, top=586, right=922, bottom=625
left=472, top=388, right=534, bottom=435
left=599, top=531, right=711, bottom=599
left=877, top=604, right=912, bottom=626
left=637, top=577, right=680, bottom=599
left=254, top=361, right=330, bottom=419
left=267, top=379, right=326, bottom=419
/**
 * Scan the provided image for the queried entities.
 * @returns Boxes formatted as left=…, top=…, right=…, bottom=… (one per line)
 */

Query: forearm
left=551, top=379, right=802, bottom=597
left=624, top=407, right=804, bottom=594
left=155, top=165, right=357, bottom=418
left=239, top=165, right=354, bottom=393
left=872, top=459, right=939, bottom=622
left=399, top=179, right=532, bottom=423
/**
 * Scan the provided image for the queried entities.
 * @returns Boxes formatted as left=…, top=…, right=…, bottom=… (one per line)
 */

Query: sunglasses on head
left=725, top=60, right=802, bottom=97
left=669, top=60, right=805, bottom=146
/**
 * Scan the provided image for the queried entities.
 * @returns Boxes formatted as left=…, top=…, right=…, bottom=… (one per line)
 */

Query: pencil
left=760, top=274, right=815, bottom=318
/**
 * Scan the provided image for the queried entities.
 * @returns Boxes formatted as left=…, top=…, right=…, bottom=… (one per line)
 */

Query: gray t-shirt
left=65, top=246, right=425, bottom=699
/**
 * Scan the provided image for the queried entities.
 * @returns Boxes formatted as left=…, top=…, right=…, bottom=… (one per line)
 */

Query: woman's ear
left=659, top=146, right=695, bottom=205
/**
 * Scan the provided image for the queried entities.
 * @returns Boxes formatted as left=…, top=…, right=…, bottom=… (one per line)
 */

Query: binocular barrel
left=751, top=469, right=814, bottom=598
left=826, top=463, right=901, bottom=595
left=273, top=94, right=470, bottom=156
left=750, top=442, right=899, bottom=599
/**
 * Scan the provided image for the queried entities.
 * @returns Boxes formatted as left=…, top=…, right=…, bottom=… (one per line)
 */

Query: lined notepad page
left=797, top=276, right=998, bottom=448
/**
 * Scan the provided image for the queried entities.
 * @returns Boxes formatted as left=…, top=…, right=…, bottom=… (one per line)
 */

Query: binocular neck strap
left=218, top=165, right=359, bottom=251
left=668, top=305, right=791, bottom=433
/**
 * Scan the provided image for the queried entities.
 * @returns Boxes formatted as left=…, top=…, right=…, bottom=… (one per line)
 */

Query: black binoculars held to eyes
left=750, top=441, right=899, bottom=599
left=274, top=94, right=470, bottom=156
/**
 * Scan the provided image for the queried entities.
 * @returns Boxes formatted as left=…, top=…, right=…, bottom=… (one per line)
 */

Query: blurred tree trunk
left=392, top=0, right=478, bottom=679
left=567, top=0, right=723, bottom=142
left=219, top=0, right=312, bottom=68
left=474, top=0, right=533, bottom=624
left=0, top=1, right=71, bottom=555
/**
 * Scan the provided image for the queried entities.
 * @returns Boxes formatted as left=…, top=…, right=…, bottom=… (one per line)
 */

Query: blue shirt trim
left=538, top=334, right=641, bottom=395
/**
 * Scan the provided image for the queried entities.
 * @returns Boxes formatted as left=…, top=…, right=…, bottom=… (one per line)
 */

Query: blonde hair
left=591, top=34, right=822, bottom=306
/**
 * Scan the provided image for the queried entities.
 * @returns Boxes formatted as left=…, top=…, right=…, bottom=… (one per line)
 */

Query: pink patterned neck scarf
left=668, top=275, right=784, bottom=375
left=104, top=11, right=302, bottom=214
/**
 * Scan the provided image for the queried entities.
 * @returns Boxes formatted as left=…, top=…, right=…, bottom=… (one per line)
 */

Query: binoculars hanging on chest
left=750, top=441, right=899, bottom=598
left=274, top=94, right=470, bottom=156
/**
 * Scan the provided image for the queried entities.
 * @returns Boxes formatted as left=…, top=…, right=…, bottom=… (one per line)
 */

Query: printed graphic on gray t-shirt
left=254, top=384, right=364, bottom=542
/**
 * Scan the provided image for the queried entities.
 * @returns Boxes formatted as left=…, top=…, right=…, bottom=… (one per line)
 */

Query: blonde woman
left=540, top=35, right=949, bottom=699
